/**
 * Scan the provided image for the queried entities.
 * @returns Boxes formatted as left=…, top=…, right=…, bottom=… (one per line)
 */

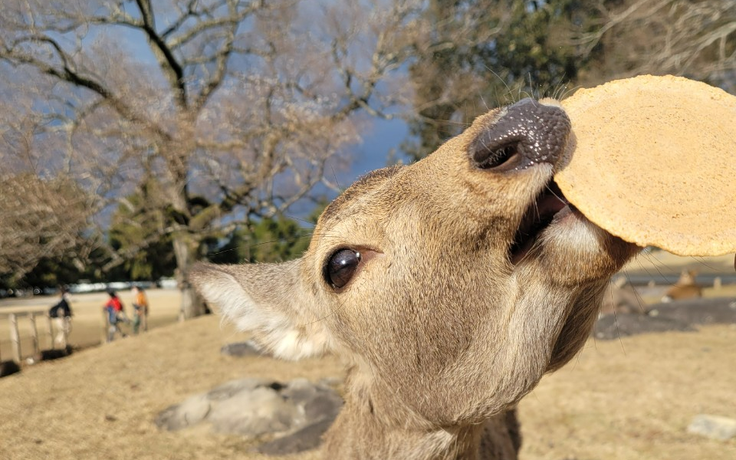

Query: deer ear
left=189, top=261, right=332, bottom=360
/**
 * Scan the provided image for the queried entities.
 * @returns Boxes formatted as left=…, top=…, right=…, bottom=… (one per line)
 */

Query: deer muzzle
left=470, top=98, right=571, bottom=172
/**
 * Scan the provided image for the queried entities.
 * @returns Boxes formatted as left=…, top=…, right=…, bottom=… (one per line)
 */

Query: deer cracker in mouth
left=555, top=75, right=736, bottom=257
left=191, top=98, right=640, bottom=460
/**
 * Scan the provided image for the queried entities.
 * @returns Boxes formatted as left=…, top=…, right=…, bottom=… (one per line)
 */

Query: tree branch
left=134, top=0, right=188, bottom=108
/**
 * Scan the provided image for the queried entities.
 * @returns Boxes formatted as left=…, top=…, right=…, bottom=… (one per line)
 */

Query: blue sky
left=284, top=116, right=410, bottom=221
left=347, top=117, right=409, bottom=183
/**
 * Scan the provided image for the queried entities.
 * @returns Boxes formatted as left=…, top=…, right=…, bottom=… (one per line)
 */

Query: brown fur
left=662, top=269, right=702, bottom=302
left=190, top=99, right=640, bottom=459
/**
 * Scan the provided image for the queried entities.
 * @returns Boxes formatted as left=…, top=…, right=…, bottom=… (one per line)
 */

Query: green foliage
left=108, top=182, right=177, bottom=281
left=20, top=258, right=82, bottom=288
left=403, top=0, right=599, bottom=160
left=247, top=216, right=312, bottom=263
left=207, top=200, right=327, bottom=265
left=7, top=244, right=114, bottom=289
left=207, top=217, right=310, bottom=264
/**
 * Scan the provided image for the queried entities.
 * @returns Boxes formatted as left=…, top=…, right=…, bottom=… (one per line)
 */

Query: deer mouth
left=509, top=181, right=570, bottom=264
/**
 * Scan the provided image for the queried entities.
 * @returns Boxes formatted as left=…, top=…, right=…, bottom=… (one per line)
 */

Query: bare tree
left=575, top=0, right=736, bottom=91
left=0, top=174, right=94, bottom=279
left=0, top=0, right=420, bottom=317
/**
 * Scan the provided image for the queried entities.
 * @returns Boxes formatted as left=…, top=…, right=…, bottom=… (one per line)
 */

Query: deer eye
left=325, top=248, right=361, bottom=289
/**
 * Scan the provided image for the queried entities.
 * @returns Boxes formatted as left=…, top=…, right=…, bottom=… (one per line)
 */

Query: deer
left=661, top=269, right=702, bottom=303
left=190, top=98, right=641, bottom=460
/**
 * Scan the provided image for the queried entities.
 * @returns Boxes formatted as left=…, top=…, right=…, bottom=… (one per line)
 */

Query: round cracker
left=555, top=75, right=736, bottom=256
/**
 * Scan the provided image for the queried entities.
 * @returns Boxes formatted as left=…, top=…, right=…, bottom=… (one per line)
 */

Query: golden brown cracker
left=555, top=75, right=736, bottom=256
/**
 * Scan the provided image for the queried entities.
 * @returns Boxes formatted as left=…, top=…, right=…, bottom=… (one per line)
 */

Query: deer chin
left=509, top=180, right=570, bottom=265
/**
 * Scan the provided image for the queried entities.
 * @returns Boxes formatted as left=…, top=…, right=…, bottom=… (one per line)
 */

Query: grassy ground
left=0, top=313, right=344, bottom=460
left=520, top=325, right=736, bottom=460
left=1, top=315, right=733, bottom=460
left=1, top=253, right=735, bottom=459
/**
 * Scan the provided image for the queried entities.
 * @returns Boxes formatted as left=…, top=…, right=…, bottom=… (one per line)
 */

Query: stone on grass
left=593, top=297, right=736, bottom=340
left=220, top=340, right=266, bottom=357
left=209, top=386, right=301, bottom=436
left=593, top=314, right=694, bottom=340
left=0, top=360, right=20, bottom=378
left=156, top=377, right=343, bottom=455
left=155, top=393, right=211, bottom=431
left=647, top=298, right=736, bottom=326
left=687, top=414, right=736, bottom=441
left=207, top=378, right=272, bottom=400
left=257, top=418, right=334, bottom=455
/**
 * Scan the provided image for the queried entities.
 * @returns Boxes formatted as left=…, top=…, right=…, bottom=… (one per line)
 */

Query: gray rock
left=687, top=414, right=736, bottom=440
left=646, top=297, right=736, bottom=325
left=155, top=394, right=211, bottom=431
left=0, top=360, right=20, bottom=378
left=282, top=378, right=318, bottom=403
left=257, top=419, right=334, bottom=455
left=593, top=297, right=736, bottom=340
left=207, top=378, right=272, bottom=401
left=593, top=313, right=695, bottom=340
left=156, top=377, right=344, bottom=454
left=304, top=390, right=343, bottom=422
left=209, top=386, right=301, bottom=436
left=220, top=340, right=266, bottom=357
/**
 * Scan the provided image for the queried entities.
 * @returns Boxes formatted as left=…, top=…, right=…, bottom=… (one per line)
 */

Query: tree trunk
left=173, top=232, right=205, bottom=320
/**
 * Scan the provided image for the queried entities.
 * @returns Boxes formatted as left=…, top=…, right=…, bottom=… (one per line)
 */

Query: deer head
left=191, top=98, right=639, bottom=442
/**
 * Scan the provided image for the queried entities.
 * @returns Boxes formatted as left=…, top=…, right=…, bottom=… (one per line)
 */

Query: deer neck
left=323, top=397, right=484, bottom=460
left=322, top=369, right=485, bottom=460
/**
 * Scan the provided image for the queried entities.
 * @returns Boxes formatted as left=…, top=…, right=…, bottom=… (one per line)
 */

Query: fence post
left=102, top=308, right=108, bottom=344
left=45, top=316, right=55, bottom=350
left=59, top=317, right=68, bottom=349
left=9, top=313, right=21, bottom=363
left=29, top=313, right=40, bottom=357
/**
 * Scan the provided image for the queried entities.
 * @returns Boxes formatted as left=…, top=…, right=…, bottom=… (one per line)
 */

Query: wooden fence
left=0, top=311, right=70, bottom=364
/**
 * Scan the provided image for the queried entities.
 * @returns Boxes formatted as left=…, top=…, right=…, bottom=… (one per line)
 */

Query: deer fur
left=190, top=98, right=640, bottom=460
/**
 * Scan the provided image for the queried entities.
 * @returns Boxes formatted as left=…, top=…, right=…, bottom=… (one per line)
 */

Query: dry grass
left=2, top=315, right=734, bottom=460
left=0, top=313, right=344, bottom=460
left=520, top=325, right=736, bottom=460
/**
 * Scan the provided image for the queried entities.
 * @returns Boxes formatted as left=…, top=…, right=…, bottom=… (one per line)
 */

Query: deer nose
left=470, top=98, right=571, bottom=171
